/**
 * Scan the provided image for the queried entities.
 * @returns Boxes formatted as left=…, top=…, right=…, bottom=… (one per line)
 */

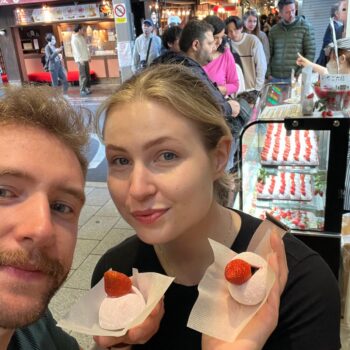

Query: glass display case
left=237, top=83, right=350, bottom=277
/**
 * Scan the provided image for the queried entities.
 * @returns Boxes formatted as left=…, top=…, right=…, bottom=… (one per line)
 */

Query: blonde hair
left=0, top=85, right=90, bottom=176
left=96, top=64, right=233, bottom=204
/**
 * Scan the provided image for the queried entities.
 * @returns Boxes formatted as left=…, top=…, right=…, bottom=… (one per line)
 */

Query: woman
left=243, top=10, right=270, bottom=64
left=297, top=37, right=350, bottom=75
left=203, top=15, right=239, bottom=97
left=92, top=65, right=340, bottom=350
left=225, top=16, right=267, bottom=92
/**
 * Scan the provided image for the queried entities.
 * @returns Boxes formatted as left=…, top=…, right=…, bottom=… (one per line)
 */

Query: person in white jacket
left=71, top=24, right=91, bottom=96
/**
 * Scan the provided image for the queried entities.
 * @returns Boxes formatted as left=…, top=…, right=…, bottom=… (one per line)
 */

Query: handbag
left=137, top=38, right=153, bottom=72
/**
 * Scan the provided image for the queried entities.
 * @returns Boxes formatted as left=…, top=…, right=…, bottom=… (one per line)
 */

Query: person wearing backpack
left=44, top=33, right=68, bottom=94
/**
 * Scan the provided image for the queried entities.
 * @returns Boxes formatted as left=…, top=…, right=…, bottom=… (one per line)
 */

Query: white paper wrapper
left=187, top=219, right=286, bottom=342
left=57, top=269, right=174, bottom=336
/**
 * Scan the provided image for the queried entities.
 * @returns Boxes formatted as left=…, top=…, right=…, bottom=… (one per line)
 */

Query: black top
left=92, top=210, right=341, bottom=350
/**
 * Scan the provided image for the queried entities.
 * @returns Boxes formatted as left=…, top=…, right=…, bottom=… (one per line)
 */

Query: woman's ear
left=212, top=136, right=232, bottom=178
left=339, top=54, right=346, bottom=64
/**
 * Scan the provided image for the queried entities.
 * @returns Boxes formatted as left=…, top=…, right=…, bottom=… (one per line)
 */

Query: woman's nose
left=128, top=164, right=156, bottom=200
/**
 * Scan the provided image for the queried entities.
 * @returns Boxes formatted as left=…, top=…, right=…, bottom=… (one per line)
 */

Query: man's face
left=195, top=31, right=215, bottom=66
left=0, top=124, right=85, bottom=329
left=226, top=22, right=243, bottom=42
left=142, top=24, right=153, bottom=36
left=338, top=1, right=348, bottom=23
left=280, top=3, right=296, bottom=24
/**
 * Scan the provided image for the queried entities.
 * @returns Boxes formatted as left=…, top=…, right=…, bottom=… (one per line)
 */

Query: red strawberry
left=326, top=110, right=333, bottom=116
left=322, top=111, right=327, bottom=118
left=225, top=259, right=252, bottom=285
left=307, top=92, right=314, bottom=99
left=104, top=270, right=132, bottom=297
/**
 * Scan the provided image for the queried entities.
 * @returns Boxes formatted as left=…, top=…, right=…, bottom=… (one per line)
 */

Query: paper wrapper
left=57, top=269, right=174, bottom=336
left=187, top=219, right=286, bottom=342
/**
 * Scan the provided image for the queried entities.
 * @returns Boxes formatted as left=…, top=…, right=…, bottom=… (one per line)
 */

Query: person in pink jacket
left=203, top=15, right=239, bottom=97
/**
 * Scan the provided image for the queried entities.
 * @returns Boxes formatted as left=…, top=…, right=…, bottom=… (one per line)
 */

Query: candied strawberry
left=225, top=259, right=252, bottom=285
left=104, top=270, right=132, bottom=297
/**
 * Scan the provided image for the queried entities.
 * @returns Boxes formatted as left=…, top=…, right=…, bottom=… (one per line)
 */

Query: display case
left=237, top=83, right=350, bottom=277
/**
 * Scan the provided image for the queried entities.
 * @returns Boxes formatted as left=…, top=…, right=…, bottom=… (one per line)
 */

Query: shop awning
left=0, top=0, right=57, bottom=6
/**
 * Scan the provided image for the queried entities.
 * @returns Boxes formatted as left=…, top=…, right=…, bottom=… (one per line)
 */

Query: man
left=152, top=20, right=241, bottom=125
left=45, top=33, right=69, bottom=94
left=225, top=16, right=267, bottom=92
left=267, top=0, right=315, bottom=83
left=71, top=24, right=92, bottom=96
left=0, top=85, right=87, bottom=349
left=132, top=19, right=162, bottom=74
left=160, top=25, right=182, bottom=54
left=316, top=1, right=347, bottom=67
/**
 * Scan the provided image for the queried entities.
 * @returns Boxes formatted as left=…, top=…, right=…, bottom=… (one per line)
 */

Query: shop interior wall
left=299, top=0, right=337, bottom=59
left=0, top=7, right=23, bottom=83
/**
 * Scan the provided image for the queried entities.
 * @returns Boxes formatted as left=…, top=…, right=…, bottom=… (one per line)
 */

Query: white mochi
left=226, top=252, right=268, bottom=306
left=99, top=286, right=146, bottom=330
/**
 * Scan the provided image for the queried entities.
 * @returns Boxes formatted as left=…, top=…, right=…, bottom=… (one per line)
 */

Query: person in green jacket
left=267, top=0, right=315, bottom=83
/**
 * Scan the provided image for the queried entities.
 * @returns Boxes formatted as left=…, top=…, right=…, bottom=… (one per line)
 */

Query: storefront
left=0, top=0, right=119, bottom=83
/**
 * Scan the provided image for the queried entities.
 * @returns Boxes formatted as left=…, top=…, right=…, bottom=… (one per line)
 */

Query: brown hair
left=243, top=10, right=261, bottom=37
left=0, top=85, right=90, bottom=176
left=96, top=64, right=233, bottom=204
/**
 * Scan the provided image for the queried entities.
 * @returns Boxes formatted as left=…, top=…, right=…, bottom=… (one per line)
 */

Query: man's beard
left=0, top=249, right=68, bottom=329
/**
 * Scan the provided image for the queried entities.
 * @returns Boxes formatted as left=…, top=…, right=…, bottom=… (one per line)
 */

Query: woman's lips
left=131, top=209, right=168, bottom=225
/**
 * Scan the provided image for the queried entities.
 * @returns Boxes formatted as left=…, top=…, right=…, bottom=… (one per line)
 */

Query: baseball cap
left=167, top=15, right=181, bottom=26
left=143, top=19, right=154, bottom=26
left=324, top=37, right=350, bottom=55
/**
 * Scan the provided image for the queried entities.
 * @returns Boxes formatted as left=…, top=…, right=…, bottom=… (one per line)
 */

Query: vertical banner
left=112, top=0, right=134, bottom=82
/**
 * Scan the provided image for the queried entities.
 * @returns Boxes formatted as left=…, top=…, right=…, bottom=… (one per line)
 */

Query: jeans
left=49, top=61, right=68, bottom=93
left=78, top=61, right=91, bottom=92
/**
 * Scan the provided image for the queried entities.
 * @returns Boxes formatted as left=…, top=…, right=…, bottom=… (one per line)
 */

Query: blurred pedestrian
left=44, top=33, right=68, bottom=94
left=71, top=24, right=92, bottom=97
left=243, top=9, right=270, bottom=63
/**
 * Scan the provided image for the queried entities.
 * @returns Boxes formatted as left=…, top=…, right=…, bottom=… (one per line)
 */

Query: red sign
left=0, top=0, right=57, bottom=6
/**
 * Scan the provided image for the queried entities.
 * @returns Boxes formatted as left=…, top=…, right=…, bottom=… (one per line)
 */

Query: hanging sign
left=114, top=3, right=127, bottom=24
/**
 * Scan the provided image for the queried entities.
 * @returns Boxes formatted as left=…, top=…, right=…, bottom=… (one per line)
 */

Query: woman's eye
left=0, top=188, right=15, bottom=198
left=160, top=152, right=177, bottom=161
left=51, top=203, right=73, bottom=214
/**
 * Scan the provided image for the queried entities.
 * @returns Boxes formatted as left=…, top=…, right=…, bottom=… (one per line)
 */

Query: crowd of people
left=0, top=0, right=347, bottom=349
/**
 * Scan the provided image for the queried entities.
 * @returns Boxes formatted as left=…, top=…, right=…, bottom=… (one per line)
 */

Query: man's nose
left=14, top=193, right=54, bottom=245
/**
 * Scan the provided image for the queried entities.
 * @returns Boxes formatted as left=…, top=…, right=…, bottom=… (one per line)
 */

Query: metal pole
left=112, top=0, right=135, bottom=82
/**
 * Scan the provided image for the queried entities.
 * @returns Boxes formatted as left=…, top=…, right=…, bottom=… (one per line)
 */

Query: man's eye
left=51, top=203, right=73, bottom=214
left=112, top=157, right=130, bottom=166
left=0, top=188, right=15, bottom=198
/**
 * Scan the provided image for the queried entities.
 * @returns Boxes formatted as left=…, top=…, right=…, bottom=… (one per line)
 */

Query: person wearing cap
left=296, top=37, right=350, bottom=75
left=132, top=19, right=162, bottom=74
left=316, top=1, right=347, bottom=67
left=267, top=0, right=315, bottom=83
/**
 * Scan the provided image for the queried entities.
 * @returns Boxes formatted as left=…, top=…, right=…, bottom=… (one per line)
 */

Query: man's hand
left=93, top=299, right=164, bottom=349
left=228, top=100, right=240, bottom=118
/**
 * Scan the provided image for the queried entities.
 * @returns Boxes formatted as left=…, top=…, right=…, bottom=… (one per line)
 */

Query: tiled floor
left=49, top=182, right=135, bottom=350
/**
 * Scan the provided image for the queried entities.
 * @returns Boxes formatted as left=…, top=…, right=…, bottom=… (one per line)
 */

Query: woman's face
left=327, top=53, right=350, bottom=74
left=104, top=100, right=225, bottom=245
left=244, top=15, right=258, bottom=32
left=213, top=29, right=225, bottom=51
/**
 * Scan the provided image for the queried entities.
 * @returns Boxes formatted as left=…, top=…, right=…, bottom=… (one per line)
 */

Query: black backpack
left=40, top=54, right=48, bottom=71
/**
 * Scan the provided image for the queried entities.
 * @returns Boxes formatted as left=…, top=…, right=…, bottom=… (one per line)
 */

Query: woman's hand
left=93, top=298, right=164, bottom=349
left=296, top=52, right=311, bottom=68
left=202, top=231, right=288, bottom=350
